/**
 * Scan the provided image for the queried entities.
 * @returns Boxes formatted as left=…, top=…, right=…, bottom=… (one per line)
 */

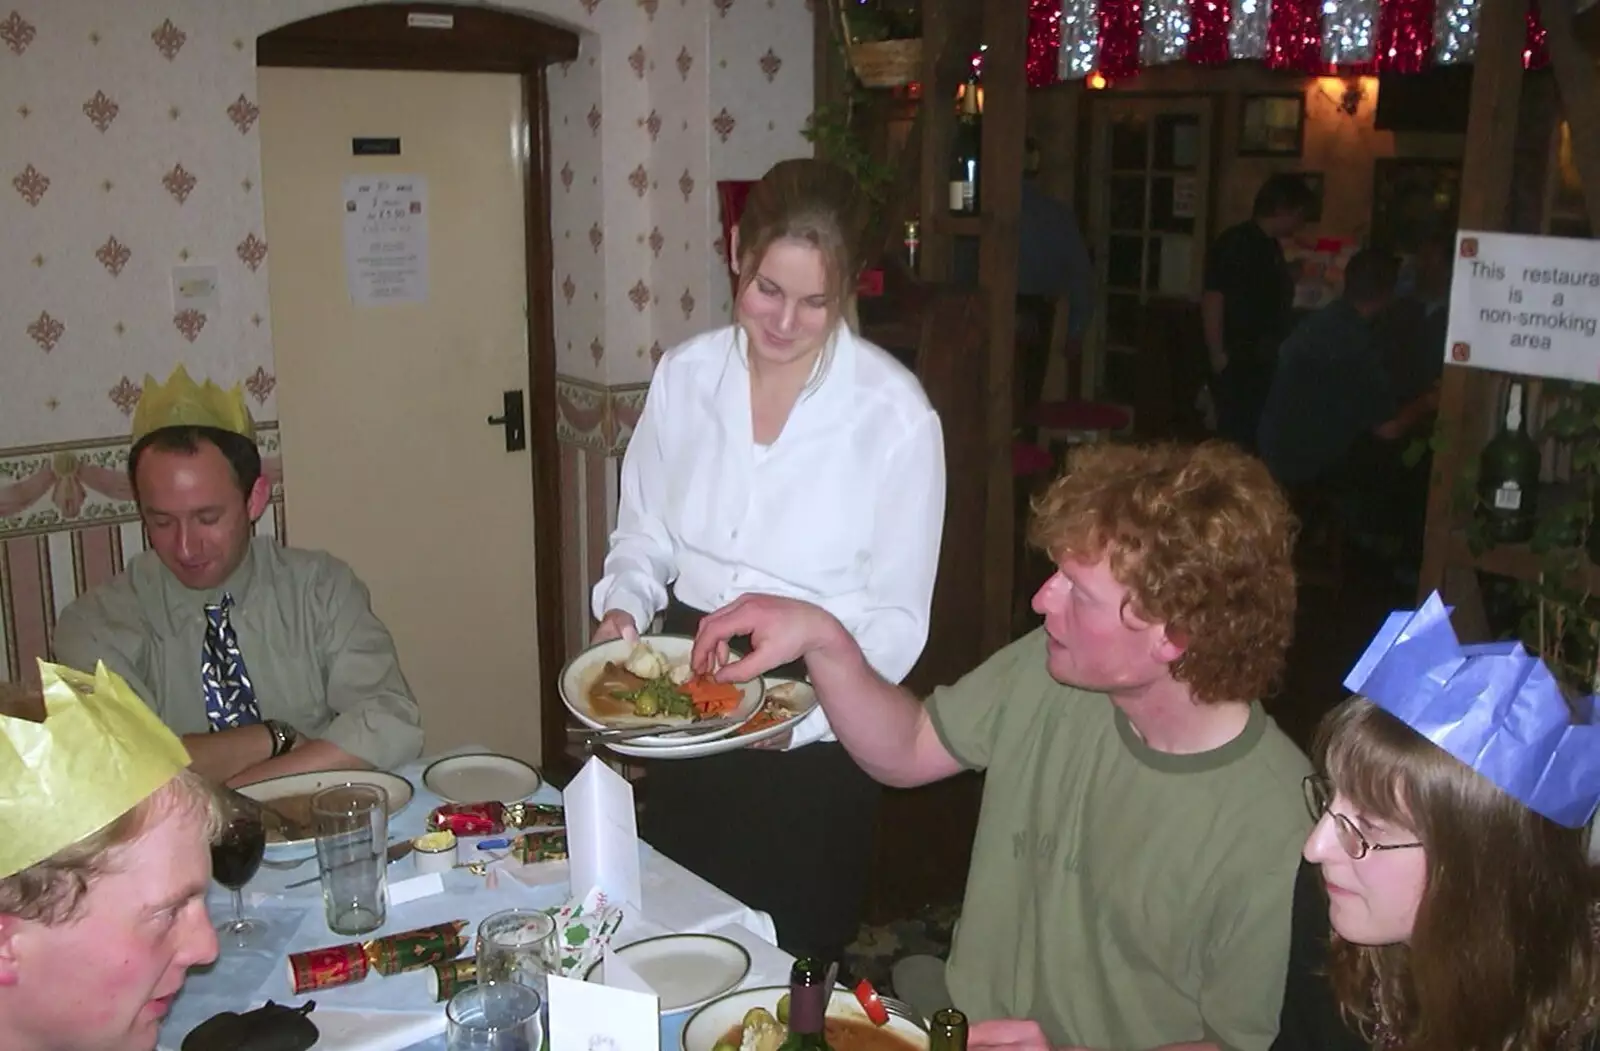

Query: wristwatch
left=264, top=719, right=299, bottom=759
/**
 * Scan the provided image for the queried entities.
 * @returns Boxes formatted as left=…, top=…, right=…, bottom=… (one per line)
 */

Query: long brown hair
left=1316, top=698, right=1600, bottom=1051
left=734, top=158, right=872, bottom=333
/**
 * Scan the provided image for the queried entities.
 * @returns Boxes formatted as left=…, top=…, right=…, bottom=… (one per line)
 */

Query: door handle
left=486, top=389, right=526, bottom=452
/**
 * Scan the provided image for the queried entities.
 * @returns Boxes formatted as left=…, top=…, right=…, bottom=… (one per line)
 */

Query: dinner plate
left=559, top=634, right=764, bottom=747
left=240, top=769, right=413, bottom=852
left=422, top=752, right=542, bottom=803
left=605, top=679, right=818, bottom=760
left=582, top=933, right=751, bottom=1014
left=682, top=984, right=928, bottom=1051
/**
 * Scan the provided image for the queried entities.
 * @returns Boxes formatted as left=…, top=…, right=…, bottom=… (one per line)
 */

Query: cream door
left=258, top=68, right=542, bottom=765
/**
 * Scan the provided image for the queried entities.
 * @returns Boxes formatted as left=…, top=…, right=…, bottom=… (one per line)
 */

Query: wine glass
left=211, top=809, right=267, bottom=947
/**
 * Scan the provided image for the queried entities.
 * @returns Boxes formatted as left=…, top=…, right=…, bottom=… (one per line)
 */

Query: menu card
left=563, top=756, right=643, bottom=911
left=548, top=972, right=659, bottom=1051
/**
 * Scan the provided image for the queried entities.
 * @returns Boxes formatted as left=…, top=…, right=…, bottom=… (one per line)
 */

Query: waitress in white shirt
left=590, top=158, right=946, bottom=961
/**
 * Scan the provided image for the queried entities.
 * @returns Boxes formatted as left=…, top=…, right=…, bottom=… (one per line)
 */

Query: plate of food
left=604, top=679, right=819, bottom=760
left=559, top=635, right=765, bottom=747
left=682, top=984, right=927, bottom=1051
left=239, top=769, right=414, bottom=852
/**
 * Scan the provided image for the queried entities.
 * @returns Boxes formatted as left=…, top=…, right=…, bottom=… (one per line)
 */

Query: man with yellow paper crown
left=54, top=366, right=423, bottom=785
left=1, top=661, right=221, bottom=1051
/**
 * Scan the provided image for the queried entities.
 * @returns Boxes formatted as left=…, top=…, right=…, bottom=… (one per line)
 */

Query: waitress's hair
left=1315, top=697, right=1600, bottom=1051
left=733, top=158, right=872, bottom=333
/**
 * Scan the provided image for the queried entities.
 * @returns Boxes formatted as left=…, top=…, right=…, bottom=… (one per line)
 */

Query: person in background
left=1379, top=230, right=1453, bottom=404
left=1015, top=137, right=1095, bottom=432
left=1, top=660, right=222, bottom=1051
left=53, top=367, right=423, bottom=787
left=589, top=158, right=946, bottom=963
left=1202, top=174, right=1316, bottom=450
left=1257, top=248, right=1438, bottom=574
left=689, top=442, right=1310, bottom=1051
left=1275, top=593, right=1600, bottom=1051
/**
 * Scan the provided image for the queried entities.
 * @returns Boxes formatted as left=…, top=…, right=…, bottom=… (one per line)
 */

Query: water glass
left=311, top=783, right=388, bottom=935
left=447, top=982, right=543, bottom=1051
left=476, top=909, right=558, bottom=1001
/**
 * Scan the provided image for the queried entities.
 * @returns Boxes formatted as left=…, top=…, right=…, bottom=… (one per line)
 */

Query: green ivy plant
left=801, top=96, right=897, bottom=204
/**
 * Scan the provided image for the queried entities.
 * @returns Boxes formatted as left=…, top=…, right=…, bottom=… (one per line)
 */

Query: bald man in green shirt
left=53, top=368, right=422, bottom=786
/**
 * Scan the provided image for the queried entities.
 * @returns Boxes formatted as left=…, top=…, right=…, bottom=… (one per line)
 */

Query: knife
left=568, top=714, right=744, bottom=743
left=284, top=840, right=413, bottom=890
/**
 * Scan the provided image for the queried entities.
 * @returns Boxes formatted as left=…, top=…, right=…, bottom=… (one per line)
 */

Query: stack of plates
left=559, top=635, right=818, bottom=759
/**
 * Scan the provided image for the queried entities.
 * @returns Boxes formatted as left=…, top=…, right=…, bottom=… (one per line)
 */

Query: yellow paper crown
left=0, top=661, right=192, bottom=879
left=131, top=364, right=255, bottom=444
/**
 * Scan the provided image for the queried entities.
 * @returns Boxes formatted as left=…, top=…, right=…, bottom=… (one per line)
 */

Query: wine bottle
left=948, top=77, right=982, bottom=216
left=1476, top=380, right=1541, bottom=544
left=930, top=1008, right=969, bottom=1051
left=777, top=959, right=832, bottom=1051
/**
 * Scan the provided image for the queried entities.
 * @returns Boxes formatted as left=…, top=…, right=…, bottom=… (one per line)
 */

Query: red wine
left=778, top=959, right=832, bottom=1051
left=212, top=817, right=266, bottom=890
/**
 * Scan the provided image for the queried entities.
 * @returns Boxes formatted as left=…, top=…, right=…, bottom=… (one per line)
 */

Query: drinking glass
left=476, top=909, right=558, bottom=1002
left=211, top=810, right=267, bottom=947
left=447, top=982, right=543, bottom=1051
left=311, top=783, right=388, bottom=935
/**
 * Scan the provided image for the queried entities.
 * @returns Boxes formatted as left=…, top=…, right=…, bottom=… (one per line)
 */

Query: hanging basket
left=847, top=37, right=923, bottom=88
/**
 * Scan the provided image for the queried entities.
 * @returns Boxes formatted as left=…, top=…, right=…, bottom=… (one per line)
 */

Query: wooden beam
left=977, top=0, right=1030, bottom=655
left=1545, top=0, right=1600, bottom=233
left=918, top=1, right=955, bottom=281
left=1416, top=0, right=1529, bottom=601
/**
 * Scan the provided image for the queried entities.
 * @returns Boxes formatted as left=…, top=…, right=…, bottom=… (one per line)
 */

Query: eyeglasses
left=1302, top=775, right=1424, bottom=861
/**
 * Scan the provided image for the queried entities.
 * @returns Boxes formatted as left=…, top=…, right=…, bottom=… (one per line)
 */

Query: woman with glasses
left=1273, top=593, right=1600, bottom=1051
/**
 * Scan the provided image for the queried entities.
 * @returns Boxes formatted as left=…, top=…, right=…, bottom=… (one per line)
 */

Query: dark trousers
left=637, top=597, right=882, bottom=964
left=1214, top=359, right=1274, bottom=452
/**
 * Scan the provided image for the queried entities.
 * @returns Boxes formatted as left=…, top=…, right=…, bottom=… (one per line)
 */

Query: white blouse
left=591, top=323, right=947, bottom=747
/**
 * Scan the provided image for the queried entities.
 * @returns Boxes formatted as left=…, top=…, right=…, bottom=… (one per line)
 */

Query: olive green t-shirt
left=928, top=630, right=1310, bottom=1051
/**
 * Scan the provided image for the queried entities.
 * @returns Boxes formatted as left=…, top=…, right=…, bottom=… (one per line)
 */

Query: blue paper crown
left=1344, top=592, right=1600, bottom=829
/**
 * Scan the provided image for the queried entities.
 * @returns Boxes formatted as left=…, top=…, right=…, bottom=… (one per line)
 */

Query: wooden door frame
left=258, top=4, right=579, bottom=778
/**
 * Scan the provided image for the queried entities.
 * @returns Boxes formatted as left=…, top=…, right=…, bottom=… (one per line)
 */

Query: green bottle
left=948, top=78, right=982, bottom=216
left=930, top=1008, right=969, bottom=1051
left=1476, top=380, right=1541, bottom=544
left=777, top=959, right=832, bottom=1051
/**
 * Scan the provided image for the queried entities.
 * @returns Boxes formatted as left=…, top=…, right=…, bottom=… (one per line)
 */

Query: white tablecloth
left=157, top=756, right=790, bottom=1051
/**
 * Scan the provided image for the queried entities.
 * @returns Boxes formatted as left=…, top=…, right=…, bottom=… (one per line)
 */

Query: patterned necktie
left=202, top=592, right=261, bottom=732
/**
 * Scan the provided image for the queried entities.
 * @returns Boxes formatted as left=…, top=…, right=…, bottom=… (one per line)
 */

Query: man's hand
left=690, top=593, right=849, bottom=682
left=969, top=1020, right=1074, bottom=1051
left=591, top=609, right=640, bottom=646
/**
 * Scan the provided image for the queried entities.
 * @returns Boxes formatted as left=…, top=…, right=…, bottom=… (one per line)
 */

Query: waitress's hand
left=590, top=610, right=640, bottom=646
left=691, top=593, right=846, bottom=682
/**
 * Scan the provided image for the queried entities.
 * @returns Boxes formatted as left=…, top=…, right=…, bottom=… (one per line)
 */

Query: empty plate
left=583, top=933, right=751, bottom=1014
left=422, top=753, right=543, bottom=803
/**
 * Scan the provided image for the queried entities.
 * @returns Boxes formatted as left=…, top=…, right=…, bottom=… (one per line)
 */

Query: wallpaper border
left=0, top=425, right=283, bottom=541
left=555, top=374, right=649, bottom=457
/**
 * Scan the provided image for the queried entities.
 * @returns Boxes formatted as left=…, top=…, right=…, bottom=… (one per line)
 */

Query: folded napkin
left=292, top=1007, right=443, bottom=1051
left=550, top=885, right=625, bottom=978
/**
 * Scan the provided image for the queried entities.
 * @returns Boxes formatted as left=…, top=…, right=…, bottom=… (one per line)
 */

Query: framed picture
left=1370, top=158, right=1462, bottom=253
left=1238, top=93, right=1306, bottom=157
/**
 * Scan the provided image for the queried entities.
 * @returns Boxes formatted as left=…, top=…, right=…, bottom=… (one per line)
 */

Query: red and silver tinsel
left=1021, top=0, right=1549, bottom=85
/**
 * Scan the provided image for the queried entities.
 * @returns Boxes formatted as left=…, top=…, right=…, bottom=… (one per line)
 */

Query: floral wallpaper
left=1, top=0, right=816, bottom=452
left=0, top=0, right=816, bottom=680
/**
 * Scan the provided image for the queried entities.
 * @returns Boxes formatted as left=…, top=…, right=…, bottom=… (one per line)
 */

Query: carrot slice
left=683, top=677, right=741, bottom=716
